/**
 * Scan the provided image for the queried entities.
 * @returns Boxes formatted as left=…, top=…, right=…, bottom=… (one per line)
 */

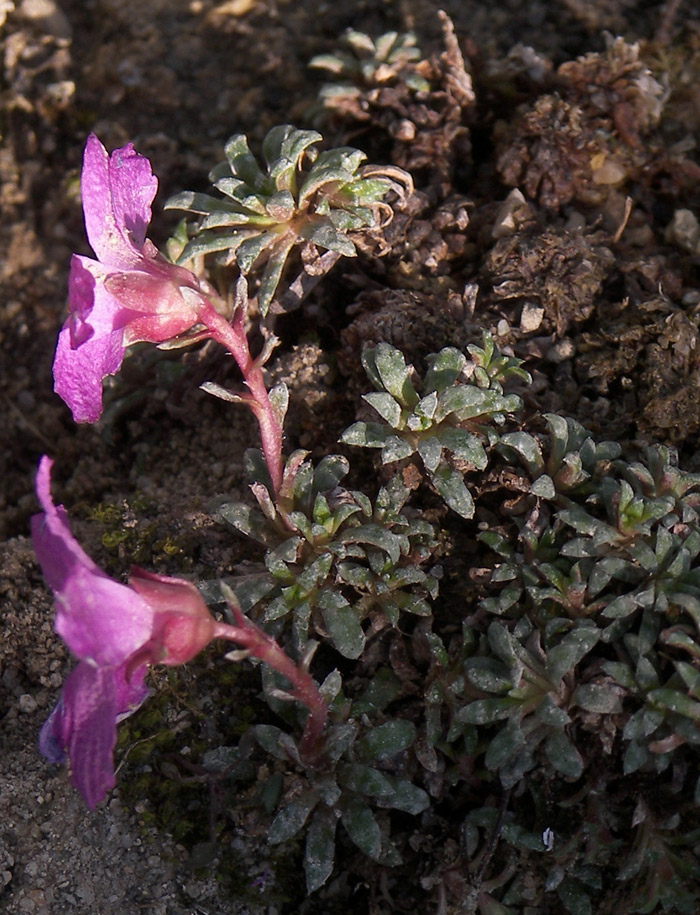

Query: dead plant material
left=577, top=295, right=700, bottom=440
left=483, top=225, right=614, bottom=336
left=496, top=38, right=669, bottom=212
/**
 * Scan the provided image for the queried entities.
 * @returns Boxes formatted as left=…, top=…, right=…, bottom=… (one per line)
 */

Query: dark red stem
left=199, top=301, right=283, bottom=497
left=212, top=613, right=328, bottom=761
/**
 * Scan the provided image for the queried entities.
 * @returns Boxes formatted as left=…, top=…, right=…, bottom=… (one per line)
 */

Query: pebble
left=18, top=694, right=37, bottom=714
left=547, top=338, right=575, bottom=363
left=18, top=0, right=72, bottom=38
left=520, top=302, right=545, bottom=333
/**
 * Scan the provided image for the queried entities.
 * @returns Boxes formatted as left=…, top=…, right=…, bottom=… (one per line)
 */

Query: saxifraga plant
left=33, top=41, right=700, bottom=908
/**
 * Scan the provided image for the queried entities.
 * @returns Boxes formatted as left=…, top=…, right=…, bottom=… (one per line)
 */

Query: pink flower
left=33, top=456, right=216, bottom=808
left=53, top=134, right=207, bottom=422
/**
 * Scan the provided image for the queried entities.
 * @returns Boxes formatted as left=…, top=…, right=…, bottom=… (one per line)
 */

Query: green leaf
left=623, top=707, right=663, bottom=740
left=380, top=778, right=430, bottom=815
left=201, top=206, right=272, bottom=228
left=648, top=688, right=700, bottom=721
left=352, top=669, right=402, bottom=715
left=498, top=432, right=544, bottom=476
left=269, top=793, right=318, bottom=844
left=675, top=660, right=700, bottom=698
left=417, top=436, right=443, bottom=473
left=635, top=655, right=661, bottom=690
left=545, top=627, right=600, bottom=684
left=464, top=657, right=513, bottom=693
left=545, top=729, right=584, bottom=778
left=367, top=344, right=419, bottom=408
left=423, top=347, right=466, bottom=393
left=458, top=698, right=515, bottom=725
left=437, top=427, right=487, bottom=467
left=313, top=454, right=350, bottom=492
left=599, top=662, right=633, bottom=691
left=623, top=740, right=649, bottom=774
left=257, top=236, right=297, bottom=315
left=164, top=190, right=239, bottom=214
left=224, top=132, right=269, bottom=191
left=253, top=725, right=300, bottom=763
left=356, top=720, right=416, bottom=761
left=212, top=501, right=275, bottom=546
left=536, top=695, right=571, bottom=728
left=545, top=413, right=575, bottom=468
left=319, top=591, right=365, bottom=659
left=236, top=230, right=279, bottom=272
left=268, top=382, right=289, bottom=428
left=265, top=188, right=295, bottom=219
left=557, top=877, right=593, bottom=915
left=177, top=230, right=254, bottom=262
left=340, top=421, right=390, bottom=448
left=573, top=684, right=623, bottom=714
left=531, top=475, right=556, bottom=499
left=485, top=720, right=524, bottom=771
left=325, top=722, right=359, bottom=762
left=601, top=593, right=640, bottom=619
left=340, top=523, right=402, bottom=565
left=363, top=391, right=403, bottom=427
left=430, top=465, right=474, bottom=518
left=337, top=764, right=394, bottom=796
left=300, top=220, right=357, bottom=256
left=305, top=807, right=337, bottom=893
left=488, top=622, right=519, bottom=667
left=341, top=799, right=382, bottom=860
left=414, top=391, right=438, bottom=422
left=381, top=435, right=415, bottom=464
left=268, top=125, right=321, bottom=170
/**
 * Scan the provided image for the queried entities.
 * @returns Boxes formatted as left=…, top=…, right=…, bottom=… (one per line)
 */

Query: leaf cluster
left=252, top=666, right=428, bottom=894
left=309, top=28, right=431, bottom=96
left=213, top=450, right=438, bottom=659
left=473, top=419, right=700, bottom=797
left=457, top=618, right=603, bottom=786
left=167, top=124, right=403, bottom=314
left=341, top=334, right=529, bottom=518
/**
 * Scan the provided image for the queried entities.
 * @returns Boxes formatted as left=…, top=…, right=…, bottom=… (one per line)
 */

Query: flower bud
left=129, top=567, right=216, bottom=665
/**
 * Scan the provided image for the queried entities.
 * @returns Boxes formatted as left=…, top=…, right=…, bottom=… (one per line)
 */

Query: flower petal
left=53, top=320, right=124, bottom=423
left=31, top=457, right=153, bottom=665
left=104, top=270, right=199, bottom=342
left=53, top=256, right=132, bottom=422
left=81, top=134, right=157, bottom=268
left=129, top=567, right=216, bottom=664
left=39, top=661, right=148, bottom=809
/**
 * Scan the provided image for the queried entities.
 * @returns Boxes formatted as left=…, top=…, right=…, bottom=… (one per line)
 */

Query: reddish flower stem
left=198, top=300, right=283, bottom=498
left=212, top=611, right=328, bottom=762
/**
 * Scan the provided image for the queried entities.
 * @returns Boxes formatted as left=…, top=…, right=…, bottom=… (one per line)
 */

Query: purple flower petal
left=53, top=255, right=135, bottom=422
left=39, top=661, right=148, bottom=809
left=81, top=134, right=157, bottom=268
left=53, top=322, right=125, bottom=423
left=104, top=270, right=199, bottom=343
left=31, top=457, right=153, bottom=666
left=53, top=137, right=208, bottom=423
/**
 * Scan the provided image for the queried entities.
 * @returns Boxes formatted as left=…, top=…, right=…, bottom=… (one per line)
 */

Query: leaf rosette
left=342, top=334, right=529, bottom=518
left=167, top=124, right=410, bottom=314
left=212, top=451, right=438, bottom=658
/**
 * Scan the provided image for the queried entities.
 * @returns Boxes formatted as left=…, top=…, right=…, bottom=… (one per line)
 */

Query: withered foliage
left=310, top=14, right=475, bottom=199
left=483, top=224, right=615, bottom=336
left=577, top=295, right=700, bottom=440
left=495, top=37, right=668, bottom=213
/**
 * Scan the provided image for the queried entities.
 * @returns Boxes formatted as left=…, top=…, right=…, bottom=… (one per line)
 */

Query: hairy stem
left=198, top=299, right=283, bottom=497
left=213, top=611, right=328, bottom=762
